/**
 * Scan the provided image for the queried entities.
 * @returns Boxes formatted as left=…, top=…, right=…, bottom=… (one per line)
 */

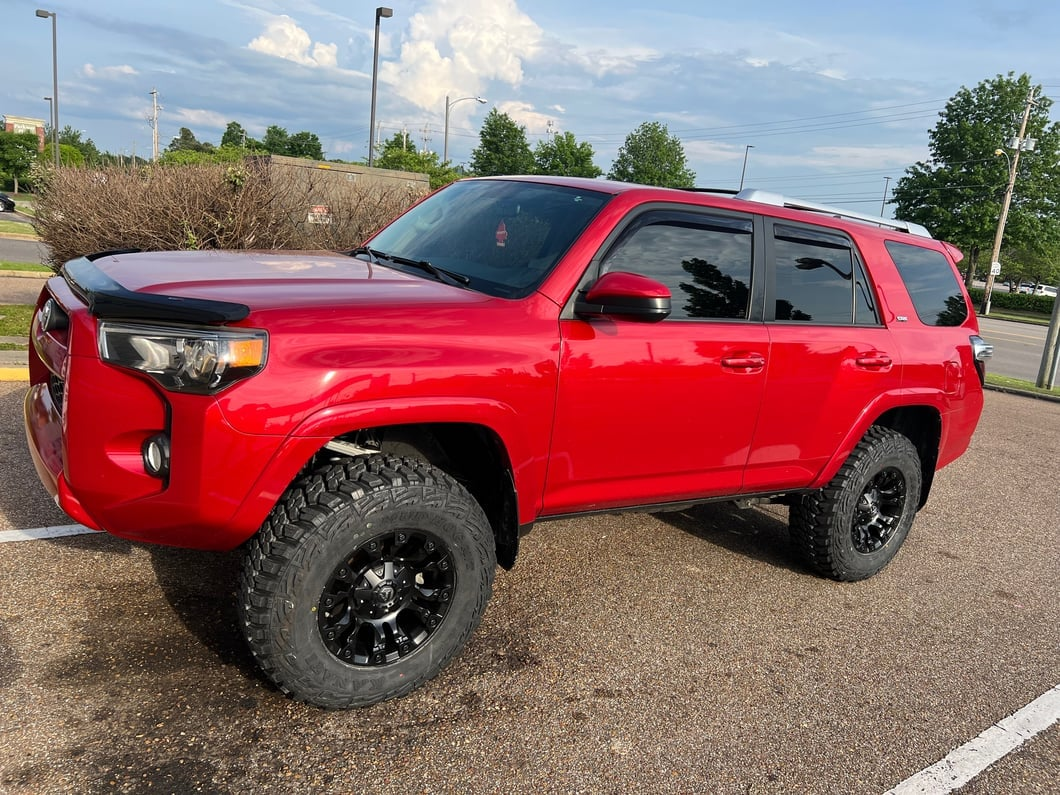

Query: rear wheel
left=241, top=455, right=496, bottom=708
left=790, top=426, right=922, bottom=581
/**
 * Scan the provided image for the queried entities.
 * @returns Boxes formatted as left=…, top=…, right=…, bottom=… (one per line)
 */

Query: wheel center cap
left=373, top=582, right=397, bottom=605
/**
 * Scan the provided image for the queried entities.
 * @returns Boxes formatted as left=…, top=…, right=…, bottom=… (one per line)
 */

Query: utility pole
left=150, top=88, right=160, bottom=161
left=980, top=87, right=1037, bottom=316
left=880, top=176, right=891, bottom=215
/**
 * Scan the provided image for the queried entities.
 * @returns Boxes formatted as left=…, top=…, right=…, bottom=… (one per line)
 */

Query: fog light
left=142, top=433, right=171, bottom=478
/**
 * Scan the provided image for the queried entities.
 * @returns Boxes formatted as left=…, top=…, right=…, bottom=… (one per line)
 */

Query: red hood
left=87, top=249, right=490, bottom=311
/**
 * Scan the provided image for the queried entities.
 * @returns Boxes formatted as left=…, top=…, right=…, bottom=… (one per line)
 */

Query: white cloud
left=379, top=0, right=543, bottom=113
left=248, top=15, right=338, bottom=68
left=82, top=63, right=139, bottom=79
left=497, top=101, right=557, bottom=136
left=170, top=107, right=230, bottom=131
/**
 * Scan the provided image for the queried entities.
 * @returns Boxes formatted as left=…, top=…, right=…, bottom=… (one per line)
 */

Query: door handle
left=855, top=352, right=893, bottom=370
left=721, top=353, right=766, bottom=372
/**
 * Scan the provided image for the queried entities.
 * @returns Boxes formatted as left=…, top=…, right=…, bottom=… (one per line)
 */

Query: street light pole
left=980, top=88, right=1037, bottom=316
left=36, top=8, right=59, bottom=168
left=739, top=144, right=754, bottom=190
left=443, top=95, right=486, bottom=164
left=367, top=6, right=392, bottom=168
left=43, top=96, right=53, bottom=155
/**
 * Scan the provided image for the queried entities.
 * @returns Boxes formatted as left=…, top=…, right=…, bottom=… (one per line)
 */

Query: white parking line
left=886, top=684, right=1060, bottom=794
left=0, top=523, right=96, bottom=543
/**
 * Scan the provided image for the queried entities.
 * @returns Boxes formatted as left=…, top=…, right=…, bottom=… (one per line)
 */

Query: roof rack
left=732, top=189, right=933, bottom=238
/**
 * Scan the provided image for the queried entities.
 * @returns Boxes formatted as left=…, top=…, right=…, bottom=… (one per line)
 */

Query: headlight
left=98, top=321, right=268, bottom=394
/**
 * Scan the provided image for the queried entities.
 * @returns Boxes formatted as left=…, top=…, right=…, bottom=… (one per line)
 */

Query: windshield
left=365, top=179, right=611, bottom=298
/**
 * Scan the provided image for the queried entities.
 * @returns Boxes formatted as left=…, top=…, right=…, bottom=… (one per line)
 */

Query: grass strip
left=986, top=373, right=1057, bottom=398
left=0, top=305, right=34, bottom=337
left=0, top=221, right=37, bottom=236
left=0, top=261, right=51, bottom=273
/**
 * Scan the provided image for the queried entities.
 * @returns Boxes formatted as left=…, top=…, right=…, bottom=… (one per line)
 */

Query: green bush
left=967, top=287, right=1054, bottom=314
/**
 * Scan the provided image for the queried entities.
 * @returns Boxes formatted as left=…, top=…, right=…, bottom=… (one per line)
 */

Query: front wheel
left=790, top=426, right=922, bottom=582
left=241, top=455, right=496, bottom=709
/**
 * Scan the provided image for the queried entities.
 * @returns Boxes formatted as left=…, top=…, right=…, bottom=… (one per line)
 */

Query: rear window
left=885, top=241, right=969, bottom=326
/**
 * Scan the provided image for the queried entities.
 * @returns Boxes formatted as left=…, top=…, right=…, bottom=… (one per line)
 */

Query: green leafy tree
left=286, top=131, right=324, bottom=160
left=608, top=122, right=695, bottom=188
left=166, top=127, right=215, bottom=153
left=469, top=109, right=534, bottom=176
left=533, top=131, right=602, bottom=178
left=158, top=145, right=248, bottom=166
left=221, top=121, right=262, bottom=150
left=374, top=132, right=460, bottom=189
left=262, top=125, right=290, bottom=155
left=57, top=125, right=101, bottom=165
left=890, top=72, right=1060, bottom=285
left=0, top=131, right=41, bottom=191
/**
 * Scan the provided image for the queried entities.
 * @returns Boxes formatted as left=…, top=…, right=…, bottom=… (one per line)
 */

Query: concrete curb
left=0, top=270, right=51, bottom=279
left=985, top=383, right=1060, bottom=404
left=0, top=367, right=28, bottom=381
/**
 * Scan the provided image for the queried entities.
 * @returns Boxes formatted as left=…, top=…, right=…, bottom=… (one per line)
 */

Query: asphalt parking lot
left=0, top=382, right=1057, bottom=794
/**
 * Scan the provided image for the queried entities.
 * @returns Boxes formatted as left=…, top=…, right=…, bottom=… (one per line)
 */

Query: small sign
left=307, top=205, right=332, bottom=225
left=990, top=261, right=1001, bottom=276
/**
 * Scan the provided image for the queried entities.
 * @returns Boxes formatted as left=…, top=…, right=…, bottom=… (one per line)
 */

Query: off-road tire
left=790, top=426, right=922, bottom=582
left=241, top=455, right=496, bottom=709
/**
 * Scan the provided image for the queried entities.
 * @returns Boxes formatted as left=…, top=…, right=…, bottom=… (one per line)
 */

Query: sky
left=3, top=0, right=1059, bottom=214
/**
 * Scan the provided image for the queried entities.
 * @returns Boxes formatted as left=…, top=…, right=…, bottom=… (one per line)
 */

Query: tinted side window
left=885, top=240, right=969, bottom=327
left=772, top=225, right=878, bottom=326
left=601, top=212, right=753, bottom=320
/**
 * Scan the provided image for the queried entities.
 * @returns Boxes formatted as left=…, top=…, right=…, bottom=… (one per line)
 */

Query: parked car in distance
left=1032, top=284, right=1057, bottom=297
left=0, top=193, right=15, bottom=212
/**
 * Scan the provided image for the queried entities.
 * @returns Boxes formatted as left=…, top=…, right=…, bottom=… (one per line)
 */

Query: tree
left=469, top=109, right=534, bottom=176
left=260, top=125, right=324, bottom=160
left=0, top=131, right=41, bottom=192
left=374, top=132, right=461, bottom=189
left=533, top=131, right=602, bottom=178
left=166, top=127, right=214, bottom=153
left=608, top=122, right=695, bottom=188
left=221, top=121, right=261, bottom=150
left=57, top=125, right=101, bottom=165
left=286, top=131, right=324, bottom=160
left=262, top=125, right=290, bottom=155
left=890, top=72, right=1060, bottom=285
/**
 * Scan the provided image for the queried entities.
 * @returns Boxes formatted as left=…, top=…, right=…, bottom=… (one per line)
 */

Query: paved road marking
left=0, top=523, right=95, bottom=543
left=886, top=683, right=1060, bottom=794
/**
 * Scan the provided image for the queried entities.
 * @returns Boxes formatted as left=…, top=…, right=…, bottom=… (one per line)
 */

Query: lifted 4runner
left=25, top=176, right=992, bottom=708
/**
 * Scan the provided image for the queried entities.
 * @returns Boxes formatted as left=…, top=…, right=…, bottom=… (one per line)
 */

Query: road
left=0, top=384, right=1056, bottom=794
left=978, top=316, right=1053, bottom=382
left=0, top=235, right=49, bottom=266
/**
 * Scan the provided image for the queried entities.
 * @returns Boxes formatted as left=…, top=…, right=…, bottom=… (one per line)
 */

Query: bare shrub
left=32, top=162, right=419, bottom=269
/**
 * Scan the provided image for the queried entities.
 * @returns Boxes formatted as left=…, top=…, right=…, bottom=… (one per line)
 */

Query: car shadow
left=0, top=385, right=72, bottom=531
left=144, top=545, right=258, bottom=674
left=651, top=500, right=808, bottom=575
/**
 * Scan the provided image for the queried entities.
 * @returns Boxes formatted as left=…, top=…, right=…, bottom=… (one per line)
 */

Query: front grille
left=48, top=374, right=65, bottom=416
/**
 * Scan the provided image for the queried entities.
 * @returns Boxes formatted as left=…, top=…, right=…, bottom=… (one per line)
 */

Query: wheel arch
left=815, top=400, right=942, bottom=509
left=870, top=405, right=941, bottom=508
left=230, top=401, right=532, bottom=568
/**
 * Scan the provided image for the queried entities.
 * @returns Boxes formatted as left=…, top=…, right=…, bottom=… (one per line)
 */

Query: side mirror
left=574, top=271, right=671, bottom=322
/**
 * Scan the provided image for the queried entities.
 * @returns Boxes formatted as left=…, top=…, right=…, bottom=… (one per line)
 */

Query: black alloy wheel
left=317, top=529, right=456, bottom=666
left=851, top=466, right=907, bottom=554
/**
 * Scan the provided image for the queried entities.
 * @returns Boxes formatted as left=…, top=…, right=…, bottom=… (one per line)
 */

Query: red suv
left=24, top=176, right=992, bottom=708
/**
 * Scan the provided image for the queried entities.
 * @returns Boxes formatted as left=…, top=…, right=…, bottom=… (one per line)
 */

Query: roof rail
left=732, top=189, right=933, bottom=238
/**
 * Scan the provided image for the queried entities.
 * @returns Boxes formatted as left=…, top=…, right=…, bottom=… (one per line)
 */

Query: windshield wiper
left=348, top=247, right=470, bottom=287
